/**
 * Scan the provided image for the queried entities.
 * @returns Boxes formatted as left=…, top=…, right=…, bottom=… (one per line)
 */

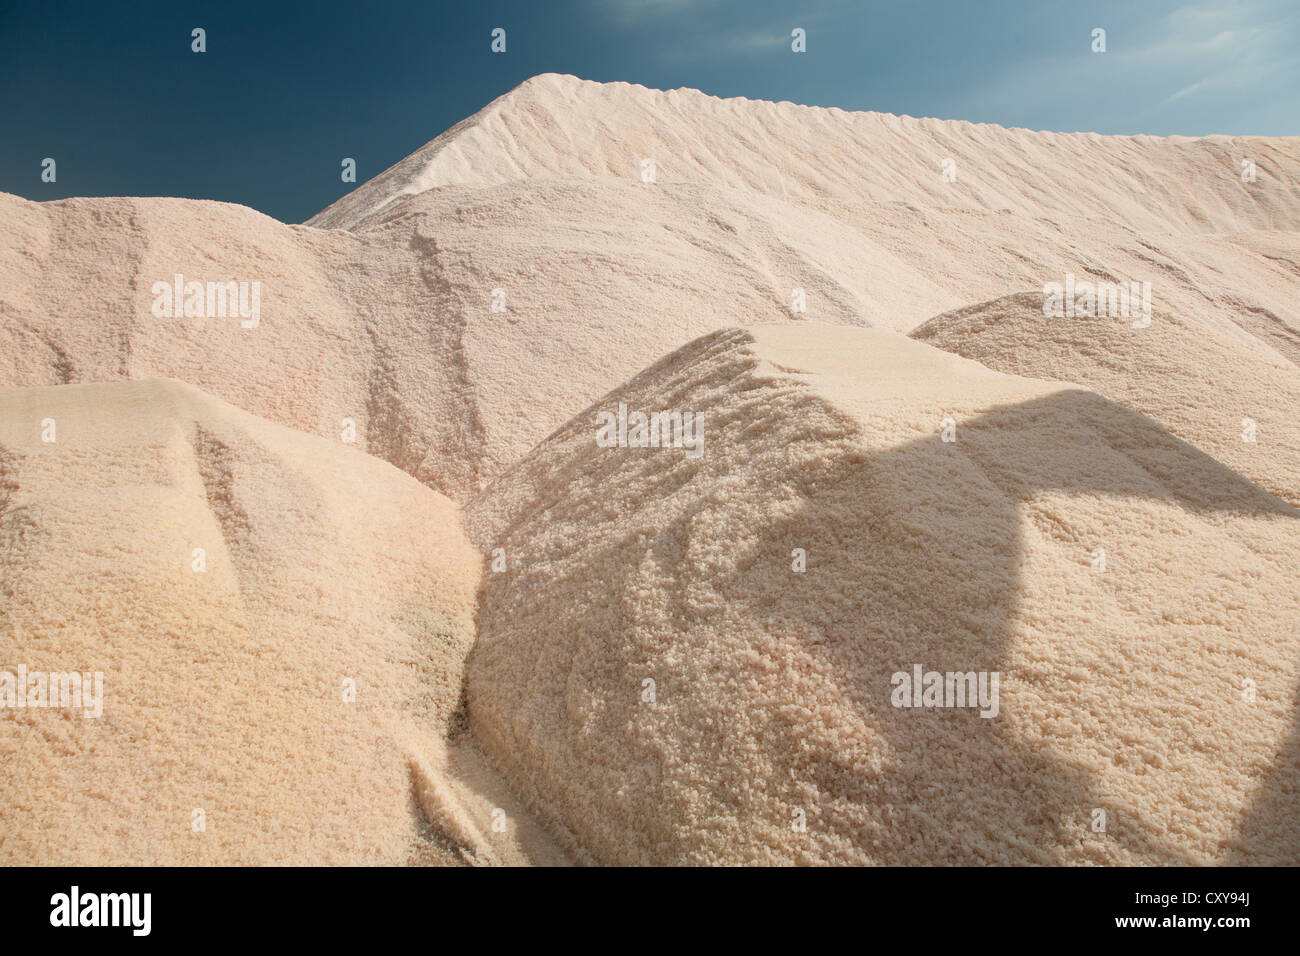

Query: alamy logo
left=151, top=273, right=261, bottom=328
left=596, top=402, right=703, bottom=458
left=891, top=664, right=1000, bottom=718
left=0, top=665, right=103, bottom=718
left=1043, top=273, right=1151, bottom=328
left=50, top=886, right=151, bottom=936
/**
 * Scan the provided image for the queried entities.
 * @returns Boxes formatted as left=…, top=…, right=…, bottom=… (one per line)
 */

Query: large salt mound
left=10, top=77, right=1300, bottom=509
left=912, top=292, right=1300, bottom=506
left=5, top=184, right=1299, bottom=509
left=5, top=77, right=1300, bottom=505
left=3, top=74, right=1300, bottom=868
left=0, top=380, right=491, bottom=865
left=465, top=325, right=1300, bottom=865
left=311, top=73, right=1300, bottom=236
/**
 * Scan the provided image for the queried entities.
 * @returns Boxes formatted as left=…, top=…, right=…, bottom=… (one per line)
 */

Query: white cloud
left=944, top=0, right=1299, bottom=132
left=589, top=0, right=716, bottom=27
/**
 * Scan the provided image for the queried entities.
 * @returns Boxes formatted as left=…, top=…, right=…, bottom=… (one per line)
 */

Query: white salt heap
left=465, top=325, right=1300, bottom=865
left=4, top=75, right=1299, bottom=504
left=0, top=380, right=559, bottom=865
left=1, top=74, right=1299, bottom=865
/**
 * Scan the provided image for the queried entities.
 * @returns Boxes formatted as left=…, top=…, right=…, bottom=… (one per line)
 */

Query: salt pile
left=0, top=380, right=493, bottom=864
left=465, top=325, right=1300, bottom=864
left=2, top=74, right=1299, bottom=865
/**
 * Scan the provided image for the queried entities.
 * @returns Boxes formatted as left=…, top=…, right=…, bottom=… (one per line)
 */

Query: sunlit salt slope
left=465, top=325, right=1300, bottom=866
left=0, top=380, right=496, bottom=865
left=310, top=72, right=1300, bottom=235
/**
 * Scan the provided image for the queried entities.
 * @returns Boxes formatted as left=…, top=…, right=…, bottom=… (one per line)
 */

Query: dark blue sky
left=3, top=0, right=1296, bottom=223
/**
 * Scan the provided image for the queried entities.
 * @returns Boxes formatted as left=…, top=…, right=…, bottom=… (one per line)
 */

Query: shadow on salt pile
left=710, top=388, right=1297, bottom=864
